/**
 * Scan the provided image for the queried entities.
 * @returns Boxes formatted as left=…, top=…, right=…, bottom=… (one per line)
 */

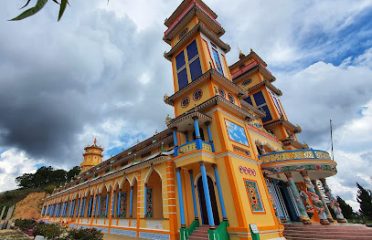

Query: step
left=189, top=236, right=209, bottom=240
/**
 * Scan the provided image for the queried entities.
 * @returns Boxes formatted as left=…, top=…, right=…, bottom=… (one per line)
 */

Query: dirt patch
left=11, top=192, right=46, bottom=220
left=0, top=229, right=31, bottom=239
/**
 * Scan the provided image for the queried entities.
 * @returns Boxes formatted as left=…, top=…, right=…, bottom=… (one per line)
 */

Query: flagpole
left=330, top=119, right=334, bottom=160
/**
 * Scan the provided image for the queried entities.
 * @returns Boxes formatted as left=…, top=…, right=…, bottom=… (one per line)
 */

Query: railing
left=259, top=149, right=332, bottom=163
left=178, top=140, right=213, bottom=155
left=209, top=220, right=229, bottom=240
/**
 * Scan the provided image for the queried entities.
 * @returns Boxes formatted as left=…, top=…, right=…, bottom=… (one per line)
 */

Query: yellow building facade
left=40, top=1, right=346, bottom=239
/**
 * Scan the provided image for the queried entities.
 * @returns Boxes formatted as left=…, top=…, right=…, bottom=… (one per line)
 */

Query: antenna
left=330, top=119, right=334, bottom=160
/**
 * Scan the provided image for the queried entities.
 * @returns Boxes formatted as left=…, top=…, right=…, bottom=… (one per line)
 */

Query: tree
left=11, top=0, right=69, bottom=21
left=356, top=183, right=372, bottom=220
left=67, top=166, right=80, bottom=181
left=337, top=196, right=355, bottom=219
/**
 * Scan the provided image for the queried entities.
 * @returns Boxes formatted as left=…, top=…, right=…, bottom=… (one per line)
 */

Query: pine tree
left=337, top=196, right=355, bottom=219
left=356, top=183, right=372, bottom=220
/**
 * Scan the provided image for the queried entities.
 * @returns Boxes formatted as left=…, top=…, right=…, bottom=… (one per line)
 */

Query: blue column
left=117, top=191, right=121, bottom=218
left=111, top=192, right=115, bottom=217
left=185, top=131, right=189, bottom=143
left=173, top=128, right=179, bottom=156
left=193, top=117, right=202, bottom=150
left=213, top=165, right=227, bottom=220
left=206, top=122, right=215, bottom=152
left=105, top=194, right=109, bottom=217
left=200, top=162, right=215, bottom=226
left=144, top=184, right=147, bottom=216
left=88, top=197, right=92, bottom=217
left=96, top=195, right=101, bottom=217
left=176, top=168, right=186, bottom=226
left=77, top=199, right=81, bottom=217
left=189, top=170, right=199, bottom=219
left=129, top=186, right=134, bottom=218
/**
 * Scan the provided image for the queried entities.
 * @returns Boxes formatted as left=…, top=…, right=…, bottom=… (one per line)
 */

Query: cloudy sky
left=0, top=0, right=371, bottom=210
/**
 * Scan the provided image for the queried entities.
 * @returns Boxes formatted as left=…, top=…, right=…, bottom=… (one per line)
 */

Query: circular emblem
left=228, top=93, right=235, bottom=103
left=193, top=89, right=203, bottom=101
left=181, top=97, right=190, bottom=108
left=219, top=89, right=226, bottom=98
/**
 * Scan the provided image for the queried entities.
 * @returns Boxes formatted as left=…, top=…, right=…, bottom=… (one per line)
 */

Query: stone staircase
left=284, top=223, right=372, bottom=240
left=189, top=225, right=209, bottom=240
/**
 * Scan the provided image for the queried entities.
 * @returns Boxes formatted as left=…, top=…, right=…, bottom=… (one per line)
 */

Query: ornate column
left=176, top=168, right=187, bottom=239
left=320, top=178, right=347, bottom=223
left=189, top=170, right=199, bottom=220
left=312, top=180, right=334, bottom=223
left=206, top=122, right=215, bottom=152
left=200, top=162, right=215, bottom=227
left=285, top=172, right=311, bottom=224
left=300, top=171, right=329, bottom=225
left=193, top=117, right=202, bottom=150
left=212, top=164, right=227, bottom=220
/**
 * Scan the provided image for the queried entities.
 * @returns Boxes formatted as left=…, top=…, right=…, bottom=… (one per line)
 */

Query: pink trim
left=246, top=124, right=280, bottom=143
left=164, top=0, right=221, bottom=37
left=231, top=60, right=258, bottom=79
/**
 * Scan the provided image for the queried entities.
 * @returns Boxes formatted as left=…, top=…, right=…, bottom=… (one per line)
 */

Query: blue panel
left=225, top=120, right=249, bottom=145
left=187, top=40, right=198, bottom=60
left=110, top=228, right=136, bottom=237
left=244, top=96, right=252, bottom=105
left=189, top=58, right=202, bottom=81
left=253, top=91, right=266, bottom=106
left=177, top=69, right=188, bottom=90
left=260, top=105, right=272, bottom=122
left=176, top=51, right=185, bottom=70
left=212, top=48, right=224, bottom=75
left=140, top=232, right=170, bottom=240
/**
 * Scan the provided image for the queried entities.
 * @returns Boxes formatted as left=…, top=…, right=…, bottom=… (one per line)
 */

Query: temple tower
left=80, top=138, right=103, bottom=173
left=230, top=50, right=305, bottom=150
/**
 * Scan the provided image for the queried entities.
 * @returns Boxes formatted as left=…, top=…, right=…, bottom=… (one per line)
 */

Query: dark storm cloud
left=0, top=2, right=172, bottom=166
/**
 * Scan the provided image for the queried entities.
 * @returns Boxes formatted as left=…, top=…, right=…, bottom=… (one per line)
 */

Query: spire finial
left=239, top=48, right=245, bottom=59
left=93, top=137, right=97, bottom=146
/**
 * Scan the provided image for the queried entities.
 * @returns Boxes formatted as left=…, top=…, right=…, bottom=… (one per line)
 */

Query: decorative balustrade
left=178, top=141, right=213, bottom=155
left=259, top=149, right=332, bottom=163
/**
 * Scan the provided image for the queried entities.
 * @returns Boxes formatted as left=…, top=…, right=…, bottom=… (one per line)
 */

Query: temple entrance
left=278, top=182, right=299, bottom=222
left=197, top=176, right=220, bottom=225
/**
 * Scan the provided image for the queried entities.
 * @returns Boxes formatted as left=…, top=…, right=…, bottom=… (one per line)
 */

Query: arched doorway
left=197, top=176, right=220, bottom=225
left=145, top=170, right=163, bottom=219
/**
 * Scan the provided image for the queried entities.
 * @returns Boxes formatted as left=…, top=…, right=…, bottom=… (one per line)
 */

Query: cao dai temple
left=40, top=0, right=349, bottom=239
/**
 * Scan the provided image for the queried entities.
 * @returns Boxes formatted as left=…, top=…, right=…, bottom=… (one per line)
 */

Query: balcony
left=260, top=149, right=337, bottom=180
left=178, top=140, right=213, bottom=155
left=259, top=149, right=331, bottom=163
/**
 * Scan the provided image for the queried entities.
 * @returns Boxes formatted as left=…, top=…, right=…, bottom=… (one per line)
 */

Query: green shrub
left=67, top=228, right=103, bottom=240
left=33, top=222, right=64, bottom=239
left=14, top=219, right=37, bottom=231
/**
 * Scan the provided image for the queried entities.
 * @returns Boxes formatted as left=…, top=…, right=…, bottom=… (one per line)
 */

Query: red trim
left=246, top=124, right=280, bottom=143
left=231, top=60, right=258, bottom=79
left=164, top=0, right=221, bottom=37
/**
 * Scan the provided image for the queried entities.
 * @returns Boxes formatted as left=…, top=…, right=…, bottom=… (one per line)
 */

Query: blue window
left=189, top=58, right=202, bottom=81
left=177, top=69, right=188, bottom=90
left=253, top=91, right=272, bottom=122
left=212, top=48, right=224, bottom=75
left=176, top=52, right=185, bottom=70
left=187, top=40, right=198, bottom=60
left=260, top=105, right=272, bottom=122
left=244, top=96, right=252, bottom=105
left=253, top=92, right=266, bottom=106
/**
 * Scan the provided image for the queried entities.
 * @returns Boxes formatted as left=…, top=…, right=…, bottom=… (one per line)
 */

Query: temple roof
left=164, top=0, right=217, bottom=27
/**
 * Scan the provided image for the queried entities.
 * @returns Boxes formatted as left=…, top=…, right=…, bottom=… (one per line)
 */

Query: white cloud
left=0, top=148, right=44, bottom=192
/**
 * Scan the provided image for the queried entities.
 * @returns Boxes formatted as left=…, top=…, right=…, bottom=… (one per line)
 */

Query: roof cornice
left=164, top=22, right=230, bottom=60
